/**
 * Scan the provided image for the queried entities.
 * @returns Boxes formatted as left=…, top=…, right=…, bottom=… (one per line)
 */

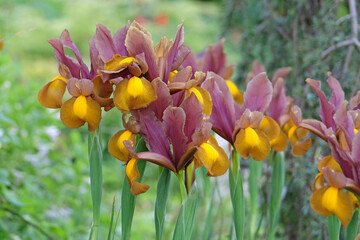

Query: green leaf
left=267, top=151, right=285, bottom=240
left=107, top=197, right=116, bottom=240
left=88, top=128, right=103, bottom=240
left=155, top=168, right=171, bottom=240
left=121, top=136, right=147, bottom=240
left=202, top=189, right=214, bottom=240
left=229, top=151, right=245, bottom=240
left=345, top=209, right=359, bottom=240
left=173, top=187, right=198, bottom=240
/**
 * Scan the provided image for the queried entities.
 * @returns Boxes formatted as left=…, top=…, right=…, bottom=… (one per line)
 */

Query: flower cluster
left=293, top=72, right=360, bottom=226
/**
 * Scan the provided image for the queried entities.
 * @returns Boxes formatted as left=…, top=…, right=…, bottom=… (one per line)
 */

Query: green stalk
left=229, top=149, right=245, bottom=239
left=328, top=215, right=341, bottom=240
left=248, top=158, right=263, bottom=240
left=267, top=151, right=285, bottom=240
left=88, top=128, right=103, bottom=240
left=155, top=168, right=171, bottom=240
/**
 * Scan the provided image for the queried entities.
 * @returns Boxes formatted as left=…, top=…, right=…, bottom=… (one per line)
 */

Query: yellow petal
left=126, top=159, right=150, bottom=195
left=195, top=135, right=229, bottom=176
left=38, top=76, right=67, bottom=108
left=186, top=87, right=212, bottom=116
left=83, top=96, right=102, bottom=132
left=318, top=155, right=343, bottom=173
left=291, top=138, right=311, bottom=157
left=168, top=70, right=178, bottom=83
left=60, top=97, right=86, bottom=129
left=333, top=190, right=354, bottom=227
left=226, top=79, right=244, bottom=104
left=234, top=128, right=271, bottom=161
left=113, top=77, right=157, bottom=113
left=108, top=130, right=136, bottom=162
left=258, top=116, right=280, bottom=141
left=104, top=54, right=138, bottom=71
left=73, top=95, right=88, bottom=120
left=93, top=74, right=113, bottom=98
left=312, top=173, right=324, bottom=191
left=270, top=129, right=288, bottom=152
left=310, top=186, right=333, bottom=216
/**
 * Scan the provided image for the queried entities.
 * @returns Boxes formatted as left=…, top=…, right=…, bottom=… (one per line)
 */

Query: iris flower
left=202, top=71, right=280, bottom=161
left=248, top=61, right=311, bottom=156
left=293, top=72, right=360, bottom=224
left=310, top=156, right=359, bottom=227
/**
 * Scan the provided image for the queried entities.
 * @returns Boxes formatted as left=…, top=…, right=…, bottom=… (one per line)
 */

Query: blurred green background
left=1, top=0, right=359, bottom=239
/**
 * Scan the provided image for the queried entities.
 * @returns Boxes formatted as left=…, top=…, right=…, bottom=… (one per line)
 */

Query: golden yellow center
left=200, top=142, right=219, bottom=163
left=322, top=187, right=339, bottom=212
left=188, top=87, right=204, bottom=104
left=168, top=70, right=178, bottom=83
left=73, top=95, right=87, bottom=120
left=127, top=76, right=144, bottom=97
left=355, top=128, right=358, bottom=134
left=244, top=127, right=260, bottom=147
left=117, top=130, right=133, bottom=152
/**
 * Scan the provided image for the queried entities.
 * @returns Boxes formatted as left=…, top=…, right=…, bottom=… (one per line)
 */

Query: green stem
left=88, top=128, right=103, bottom=240
left=176, top=171, right=187, bottom=203
left=328, top=215, right=341, bottom=240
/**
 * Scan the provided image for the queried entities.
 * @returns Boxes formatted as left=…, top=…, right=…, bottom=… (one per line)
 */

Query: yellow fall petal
left=312, top=173, right=324, bottom=191
left=311, top=186, right=354, bottom=227
left=258, top=116, right=280, bottom=141
left=318, top=156, right=343, bottom=173
left=60, top=97, right=86, bottom=129
left=195, top=135, right=229, bottom=176
left=108, top=130, right=136, bottom=162
left=188, top=87, right=213, bottom=116
left=38, top=76, right=67, bottom=109
left=83, top=97, right=102, bottom=131
left=126, top=158, right=150, bottom=195
left=226, top=79, right=244, bottom=104
left=270, top=129, right=288, bottom=152
left=113, top=77, right=157, bottom=113
left=104, top=54, right=138, bottom=71
left=355, top=128, right=358, bottom=134
left=93, top=74, right=113, bottom=98
left=234, top=128, right=271, bottom=161
left=291, top=138, right=311, bottom=157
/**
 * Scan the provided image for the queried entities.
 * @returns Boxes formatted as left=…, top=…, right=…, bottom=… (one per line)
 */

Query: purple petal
left=180, top=93, right=203, bottom=142
left=327, top=72, right=344, bottom=112
left=334, top=101, right=355, bottom=149
left=268, top=78, right=287, bottom=122
left=297, top=119, right=329, bottom=141
left=306, top=78, right=335, bottom=129
left=48, top=38, right=82, bottom=79
left=181, top=49, right=198, bottom=74
left=89, top=34, right=101, bottom=79
left=163, top=23, right=184, bottom=83
left=353, top=132, right=360, bottom=166
left=60, top=30, right=90, bottom=79
left=163, top=107, right=187, bottom=165
left=350, top=91, right=360, bottom=110
left=271, top=67, right=291, bottom=85
left=244, top=72, right=272, bottom=112
left=125, top=22, right=158, bottom=80
left=202, top=72, right=235, bottom=143
left=94, top=24, right=117, bottom=62
left=202, top=39, right=226, bottom=75
left=149, top=78, right=173, bottom=120
left=322, top=167, right=347, bottom=188
left=171, top=45, right=191, bottom=71
left=113, top=22, right=130, bottom=56
left=132, top=109, right=172, bottom=160
left=137, top=152, right=176, bottom=172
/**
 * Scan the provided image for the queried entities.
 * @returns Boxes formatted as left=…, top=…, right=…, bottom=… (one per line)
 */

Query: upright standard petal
left=327, top=72, right=344, bottom=112
left=125, top=21, right=158, bottom=80
left=94, top=24, right=117, bottom=62
left=244, top=72, right=272, bottom=113
left=163, top=106, right=187, bottom=165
